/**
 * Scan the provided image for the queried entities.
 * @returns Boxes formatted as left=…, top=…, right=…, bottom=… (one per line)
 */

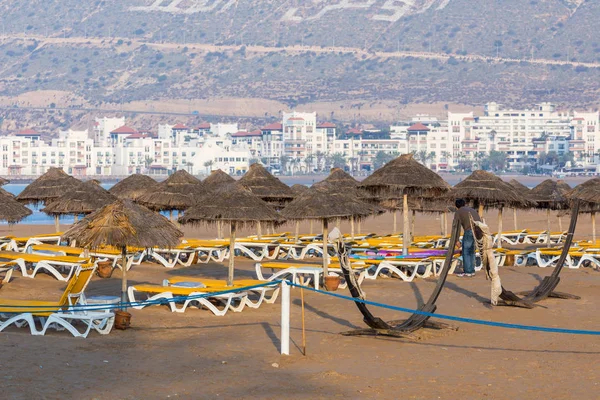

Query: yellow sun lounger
left=0, top=265, right=114, bottom=337
left=127, top=282, right=250, bottom=315
left=27, top=244, right=147, bottom=271
left=0, top=250, right=90, bottom=281
left=165, top=277, right=281, bottom=308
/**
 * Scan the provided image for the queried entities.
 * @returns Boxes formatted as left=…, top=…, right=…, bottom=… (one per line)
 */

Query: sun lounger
left=164, top=277, right=281, bottom=308
left=127, top=283, right=248, bottom=315
left=4, top=233, right=64, bottom=252
left=0, top=250, right=91, bottom=281
left=26, top=244, right=147, bottom=271
left=255, top=261, right=369, bottom=289
left=0, top=265, right=114, bottom=337
left=145, top=246, right=198, bottom=268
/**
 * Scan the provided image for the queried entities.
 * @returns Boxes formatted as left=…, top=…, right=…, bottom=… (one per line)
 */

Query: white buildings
left=2, top=102, right=600, bottom=178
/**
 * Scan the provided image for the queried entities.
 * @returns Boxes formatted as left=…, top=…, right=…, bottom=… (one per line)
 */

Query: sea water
left=2, top=183, right=114, bottom=225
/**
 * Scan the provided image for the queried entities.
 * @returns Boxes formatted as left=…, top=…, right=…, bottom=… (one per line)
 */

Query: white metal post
left=281, top=281, right=290, bottom=355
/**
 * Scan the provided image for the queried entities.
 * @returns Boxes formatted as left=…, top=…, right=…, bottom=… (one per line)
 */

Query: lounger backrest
left=58, top=264, right=97, bottom=306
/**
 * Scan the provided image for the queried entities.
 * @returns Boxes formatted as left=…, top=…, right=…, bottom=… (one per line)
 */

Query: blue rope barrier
left=289, top=282, right=600, bottom=336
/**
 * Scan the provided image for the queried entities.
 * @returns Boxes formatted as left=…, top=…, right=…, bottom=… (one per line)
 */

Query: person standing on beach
left=455, top=198, right=481, bottom=277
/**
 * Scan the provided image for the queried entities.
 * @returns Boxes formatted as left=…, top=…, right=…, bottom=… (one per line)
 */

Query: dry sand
left=0, top=210, right=598, bottom=399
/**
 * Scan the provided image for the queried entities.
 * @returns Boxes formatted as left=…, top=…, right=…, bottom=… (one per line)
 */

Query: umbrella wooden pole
left=294, top=221, right=300, bottom=242
left=547, top=209, right=552, bottom=248
left=558, top=215, right=563, bottom=231
left=310, top=220, right=314, bottom=235
left=411, top=210, right=416, bottom=242
left=73, top=215, right=78, bottom=223
left=442, top=211, right=448, bottom=236
left=592, top=212, right=597, bottom=243
left=478, top=203, right=484, bottom=218
left=169, top=210, right=174, bottom=222
left=439, top=213, right=444, bottom=235
left=121, top=246, right=128, bottom=310
left=257, top=221, right=262, bottom=240
left=350, top=217, right=355, bottom=240
left=228, top=221, right=236, bottom=286
left=403, top=194, right=409, bottom=256
left=54, top=215, right=60, bottom=233
left=217, top=221, right=222, bottom=239
left=393, top=211, right=397, bottom=234
left=322, top=219, right=329, bottom=278
left=497, top=207, right=503, bottom=249
left=513, top=209, right=518, bottom=230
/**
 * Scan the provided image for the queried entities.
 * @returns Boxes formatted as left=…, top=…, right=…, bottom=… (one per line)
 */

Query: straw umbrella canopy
left=63, top=199, right=183, bottom=308
left=312, top=168, right=360, bottom=190
left=238, top=163, right=294, bottom=237
left=529, top=179, right=571, bottom=246
left=109, top=174, right=158, bottom=201
left=312, top=168, right=366, bottom=238
left=281, top=185, right=384, bottom=278
left=0, top=177, right=9, bottom=186
left=203, top=169, right=235, bottom=192
left=360, top=153, right=450, bottom=255
left=42, top=181, right=117, bottom=219
left=0, top=187, right=15, bottom=199
left=508, top=178, right=531, bottom=230
left=16, top=167, right=83, bottom=232
left=567, top=178, right=600, bottom=242
left=290, top=184, right=309, bottom=195
left=179, top=184, right=284, bottom=286
left=0, top=192, right=32, bottom=224
left=451, top=170, right=531, bottom=248
left=238, top=163, right=294, bottom=204
left=137, top=170, right=205, bottom=218
left=16, top=167, right=82, bottom=205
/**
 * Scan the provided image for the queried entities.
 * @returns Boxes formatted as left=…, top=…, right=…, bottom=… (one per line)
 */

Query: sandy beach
left=0, top=209, right=598, bottom=399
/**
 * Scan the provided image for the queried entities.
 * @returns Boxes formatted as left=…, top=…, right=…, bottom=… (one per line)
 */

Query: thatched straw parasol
left=109, top=174, right=158, bottom=201
left=508, top=178, right=532, bottom=229
left=63, top=199, right=183, bottom=308
left=0, top=187, right=15, bottom=199
left=529, top=179, right=571, bottom=246
left=179, top=184, right=284, bottom=286
left=239, top=163, right=294, bottom=203
left=238, top=163, right=294, bottom=237
left=360, top=154, right=450, bottom=255
left=137, top=170, right=205, bottom=219
left=313, top=168, right=366, bottom=238
left=17, top=167, right=82, bottom=205
left=16, top=167, right=83, bottom=232
left=281, top=185, right=383, bottom=279
left=203, top=169, right=236, bottom=192
left=290, top=184, right=309, bottom=194
left=0, top=177, right=9, bottom=186
left=451, top=170, right=530, bottom=248
left=42, top=181, right=117, bottom=221
left=0, top=192, right=32, bottom=224
left=567, top=178, right=600, bottom=242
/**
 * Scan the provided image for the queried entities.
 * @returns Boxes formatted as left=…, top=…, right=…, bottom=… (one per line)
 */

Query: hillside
left=1, top=0, right=600, bottom=126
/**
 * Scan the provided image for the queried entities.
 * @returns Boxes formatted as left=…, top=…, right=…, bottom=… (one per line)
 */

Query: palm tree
left=315, top=151, right=326, bottom=172
left=186, top=161, right=194, bottom=174
left=203, top=160, right=214, bottom=174
left=331, top=152, right=347, bottom=169
left=279, top=155, right=290, bottom=174
left=304, top=154, right=315, bottom=173
left=144, top=156, right=154, bottom=174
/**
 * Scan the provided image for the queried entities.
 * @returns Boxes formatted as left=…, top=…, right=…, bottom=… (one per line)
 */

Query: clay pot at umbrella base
left=324, top=275, right=341, bottom=292
left=96, top=261, right=114, bottom=279
left=114, top=311, right=132, bottom=330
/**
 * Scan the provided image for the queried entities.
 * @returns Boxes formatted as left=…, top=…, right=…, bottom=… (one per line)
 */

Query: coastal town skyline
left=1, top=101, right=599, bottom=178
